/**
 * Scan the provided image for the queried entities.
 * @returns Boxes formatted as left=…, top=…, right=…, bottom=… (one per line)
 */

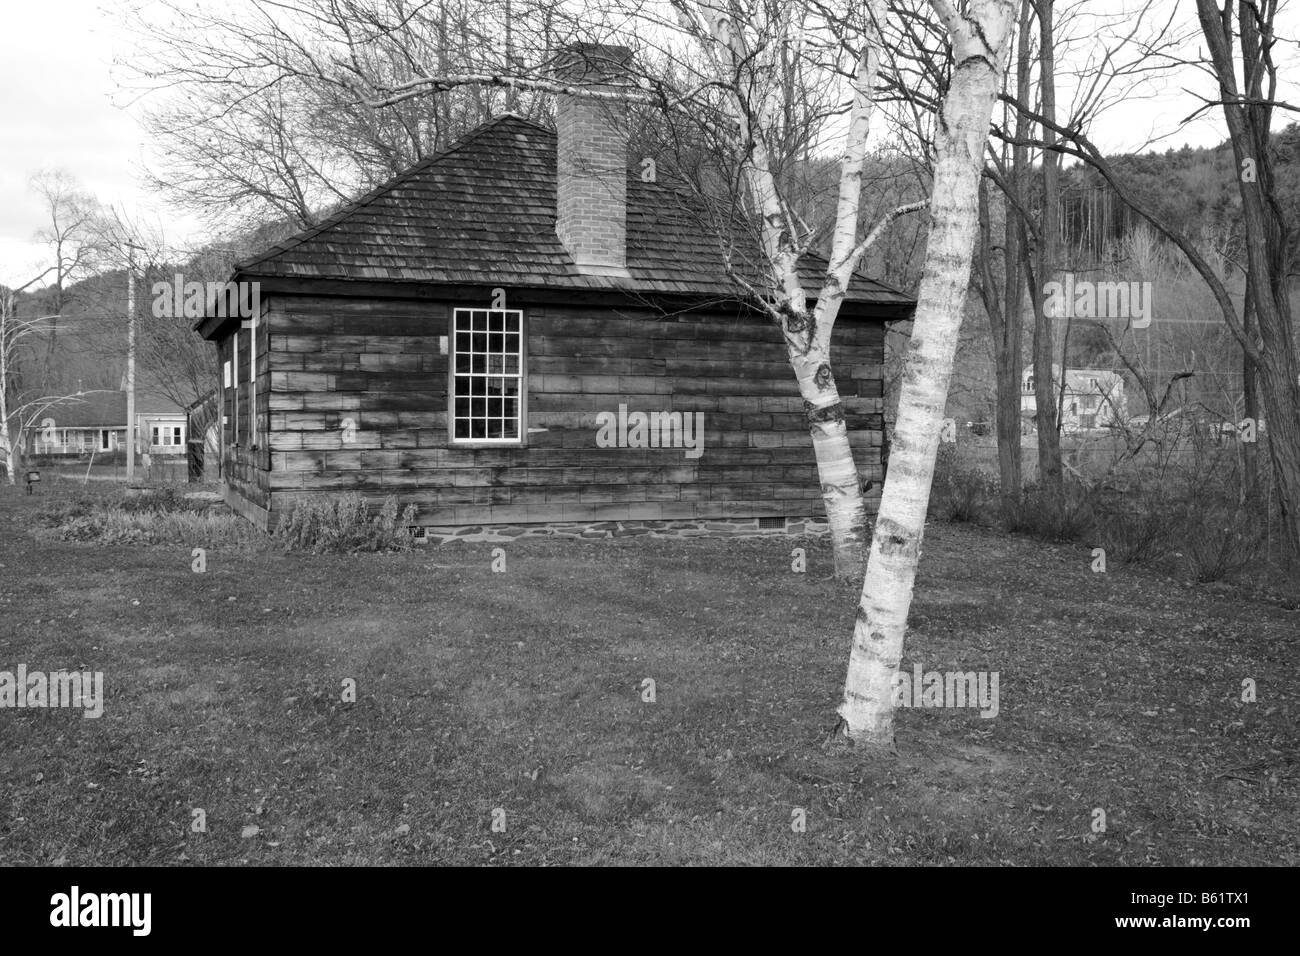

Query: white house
left=27, top=390, right=187, bottom=458
left=1022, top=365, right=1126, bottom=433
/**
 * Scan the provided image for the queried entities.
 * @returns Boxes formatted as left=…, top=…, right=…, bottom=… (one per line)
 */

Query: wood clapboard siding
left=221, top=293, right=885, bottom=529
left=219, top=312, right=272, bottom=527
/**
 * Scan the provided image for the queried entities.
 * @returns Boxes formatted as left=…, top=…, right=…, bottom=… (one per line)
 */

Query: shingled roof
left=37, top=391, right=128, bottom=428
left=234, top=114, right=913, bottom=308
left=33, top=390, right=185, bottom=428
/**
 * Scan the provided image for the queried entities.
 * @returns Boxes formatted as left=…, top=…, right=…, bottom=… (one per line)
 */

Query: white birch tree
left=835, top=0, right=1017, bottom=746
left=663, top=0, right=925, bottom=580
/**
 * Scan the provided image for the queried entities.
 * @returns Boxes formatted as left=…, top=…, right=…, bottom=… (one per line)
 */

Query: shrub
left=1089, top=487, right=1183, bottom=565
left=929, top=444, right=998, bottom=523
left=1178, top=503, right=1267, bottom=583
left=1093, top=503, right=1180, bottom=564
left=934, top=468, right=998, bottom=523
left=273, top=494, right=417, bottom=553
left=1005, top=483, right=1097, bottom=542
left=118, top=487, right=202, bottom=515
left=32, top=494, right=101, bottom=528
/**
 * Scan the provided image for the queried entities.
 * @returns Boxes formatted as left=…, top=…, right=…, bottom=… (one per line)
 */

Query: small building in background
left=1021, top=365, right=1126, bottom=433
left=25, top=391, right=126, bottom=457
left=26, top=390, right=188, bottom=459
left=138, top=393, right=188, bottom=457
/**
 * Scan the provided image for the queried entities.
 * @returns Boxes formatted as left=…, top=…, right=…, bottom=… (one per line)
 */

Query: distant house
left=25, top=391, right=125, bottom=457
left=197, top=44, right=914, bottom=534
left=26, top=390, right=187, bottom=458
left=1022, top=365, right=1126, bottom=432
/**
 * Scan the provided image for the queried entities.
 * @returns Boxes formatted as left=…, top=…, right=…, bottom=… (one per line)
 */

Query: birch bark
left=837, top=0, right=1017, bottom=744
left=689, top=1, right=917, bottom=579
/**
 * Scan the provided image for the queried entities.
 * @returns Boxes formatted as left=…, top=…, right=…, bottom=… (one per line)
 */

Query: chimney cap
left=553, top=42, right=635, bottom=84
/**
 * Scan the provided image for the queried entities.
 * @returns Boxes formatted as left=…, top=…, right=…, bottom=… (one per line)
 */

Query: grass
left=26, top=482, right=260, bottom=548
left=1, top=481, right=1297, bottom=865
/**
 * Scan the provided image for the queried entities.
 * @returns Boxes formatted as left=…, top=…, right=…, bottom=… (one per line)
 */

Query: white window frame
left=449, top=308, right=525, bottom=445
left=150, top=425, right=184, bottom=447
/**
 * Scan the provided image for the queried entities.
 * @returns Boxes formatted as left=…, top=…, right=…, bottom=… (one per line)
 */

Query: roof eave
left=195, top=312, right=241, bottom=341
left=225, top=273, right=912, bottom=320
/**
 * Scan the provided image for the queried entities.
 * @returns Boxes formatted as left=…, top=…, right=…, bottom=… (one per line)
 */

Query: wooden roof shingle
left=235, top=114, right=913, bottom=308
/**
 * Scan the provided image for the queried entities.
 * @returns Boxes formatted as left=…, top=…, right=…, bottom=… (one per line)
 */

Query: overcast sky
left=0, top=0, right=184, bottom=286
left=1, top=0, right=1296, bottom=288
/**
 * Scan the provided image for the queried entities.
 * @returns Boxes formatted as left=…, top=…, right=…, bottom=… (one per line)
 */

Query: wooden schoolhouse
left=196, top=45, right=913, bottom=534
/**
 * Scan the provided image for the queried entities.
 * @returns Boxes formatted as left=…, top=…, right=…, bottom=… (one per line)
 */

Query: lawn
left=1, top=480, right=1297, bottom=865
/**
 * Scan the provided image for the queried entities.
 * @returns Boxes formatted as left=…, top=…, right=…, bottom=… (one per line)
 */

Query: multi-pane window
left=451, top=308, right=523, bottom=442
left=151, top=425, right=184, bottom=446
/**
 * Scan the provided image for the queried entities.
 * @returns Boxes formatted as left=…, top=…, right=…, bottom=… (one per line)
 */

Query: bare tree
left=633, top=0, right=926, bottom=580
left=835, top=0, right=1017, bottom=747
left=117, top=0, right=588, bottom=232
left=29, top=171, right=103, bottom=381
left=999, top=0, right=1300, bottom=556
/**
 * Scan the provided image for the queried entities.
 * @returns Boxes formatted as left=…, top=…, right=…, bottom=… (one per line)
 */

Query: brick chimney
left=553, top=43, right=633, bottom=278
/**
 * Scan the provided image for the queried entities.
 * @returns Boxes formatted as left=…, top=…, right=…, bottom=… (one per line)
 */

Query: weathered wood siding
left=218, top=309, right=272, bottom=529
left=253, top=294, right=885, bottom=529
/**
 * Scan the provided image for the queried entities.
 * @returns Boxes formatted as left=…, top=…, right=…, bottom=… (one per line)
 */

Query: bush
left=929, top=444, right=998, bottom=523
left=1178, top=503, right=1267, bottom=583
left=31, top=494, right=101, bottom=528
left=118, top=487, right=202, bottom=515
left=273, top=494, right=417, bottom=553
left=1093, top=503, right=1180, bottom=565
left=1005, top=484, right=1097, bottom=542
left=1089, top=487, right=1183, bottom=565
left=933, top=468, right=998, bottom=523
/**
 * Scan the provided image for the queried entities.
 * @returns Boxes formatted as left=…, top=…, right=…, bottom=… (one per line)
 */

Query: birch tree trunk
left=787, top=337, right=869, bottom=580
left=836, top=0, right=1016, bottom=745
left=690, top=2, right=906, bottom=582
left=0, top=294, right=17, bottom=485
left=0, top=373, right=15, bottom=486
left=743, top=118, right=870, bottom=581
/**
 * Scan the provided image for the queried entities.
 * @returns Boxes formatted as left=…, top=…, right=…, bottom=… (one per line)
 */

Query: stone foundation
left=409, top=517, right=830, bottom=544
